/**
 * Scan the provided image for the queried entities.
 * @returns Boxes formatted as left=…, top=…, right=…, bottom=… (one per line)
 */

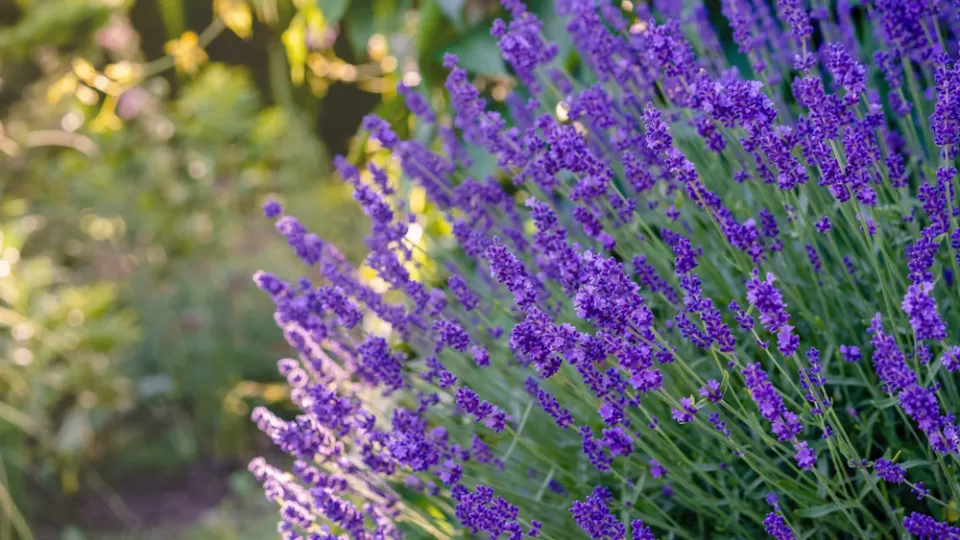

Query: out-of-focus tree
left=0, top=0, right=370, bottom=532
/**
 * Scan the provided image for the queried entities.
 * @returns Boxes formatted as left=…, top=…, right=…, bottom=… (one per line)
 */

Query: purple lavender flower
left=898, top=384, right=941, bottom=434
left=362, top=115, right=399, bottom=149
left=709, top=412, right=731, bottom=437
left=493, top=9, right=558, bottom=88
left=824, top=43, right=866, bottom=104
left=839, top=345, right=861, bottom=363
left=814, top=216, right=831, bottom=233
left=729, top=301, right=755, bottom=331
left=805, top=244, right=822, bottom=274
left=580, top=425, right=613, bottom=471
left=570, top=486, right=626, bottom=539
left=471, top=345, right=490, bottom=368
left=901, top=282, right=948, bottom=342
left=793, top=440, right=817, bottom=471
left=510, top=306, right=580, bottom=377
left=448, top=274, right=479, bottom=311
left=868, top=314, right=918, bottom=393
left=911, top=481, right=930, bottom=500
left=633, top=255, right=679, bottom=304
left=649, top=459, right=667, bottom=479
left=699, top=379, right=723, bottom=402
left=454, top=484, right=523, bottom=538
left=902, top=512, right=960, bottom=538
left=263, top=199, right=283, bottom=219
left=941, top=346, right=960, bottom=372
left=630, top=520, right=655, bottom=540
left=671, top=396, right=699, bottom=424
left=537, top=388, right=574, bottom=429
left=873, top=458, right=906, bottom=483
left=743, top=363, right=804, bottom=443
left=575, top=252, right=654, bottom=337
left=776, top=324, right=800, bottom=357
left=601, top=426, right=634, bottom=457
left=528, top=197, right=587, bottom=293
left=397, top=83, right=435, bottom=122
left=486, top=239, right=537, bottom=309
left=746, top=269, right=790, bottom=333
left=932, top=54, right=960, bottom=148
left=356, top=336, right=405, bottom=392
left=763, top=512, right=796, bottom=540
left=433, top=319, right=471, bottom=353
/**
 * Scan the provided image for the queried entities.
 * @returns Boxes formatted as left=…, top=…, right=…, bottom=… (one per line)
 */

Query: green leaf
left=0, top=1, right=111, bottom=59
left=374, top=0, right=410, bottom=34
left=828, top=377, right=869, bottom=387
left=228, top=469, right=258, bottom=496
left=444, top=26, right=506, bottom=75
left=857, top=473, right=880, bottom=500
left=436, top=0, right=464, bottom=29
left=55, top=409, right=91, bottom=454
left=797, top=502, right=858, bottom=518
left=417, top=0, right=445, bottom=61
left=467, top=144, right=497, bottom=179
left=531, top=0, right=572, bottom=60
left=136, top=374, right=174, bottom=399
left=318, top=0, right=351, bottom=23
left=345, top=0, right=413, bottom=58
left=870, top=396, right=899, bottom=409
left=158, top=0, right=185, bottom=37
left=61, top=525, right=87, bottom=540
left=345, top=0, right=375, bottom=56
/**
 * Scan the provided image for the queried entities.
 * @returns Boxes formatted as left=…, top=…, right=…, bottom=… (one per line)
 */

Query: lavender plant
left=248, top=1, right=960, bottom=538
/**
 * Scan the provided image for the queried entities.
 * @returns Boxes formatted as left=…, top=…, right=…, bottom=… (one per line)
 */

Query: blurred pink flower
left=96, top=20, right=137, bottom=52
left=116, top=87, right=151, bottom=119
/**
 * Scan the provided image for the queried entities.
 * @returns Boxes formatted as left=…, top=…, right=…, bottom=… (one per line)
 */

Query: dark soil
left=31, top=459, right=243, bottom=539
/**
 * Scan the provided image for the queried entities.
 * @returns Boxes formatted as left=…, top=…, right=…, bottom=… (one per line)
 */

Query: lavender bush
left=247, top=1, right=960, bottom=538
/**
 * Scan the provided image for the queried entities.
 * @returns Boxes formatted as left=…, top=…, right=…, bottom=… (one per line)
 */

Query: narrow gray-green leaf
left=444, top=27, right=506, bottom=75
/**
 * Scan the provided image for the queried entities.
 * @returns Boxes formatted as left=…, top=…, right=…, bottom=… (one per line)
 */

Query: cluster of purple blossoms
left=869, top=315, right=959, bottom=455
left=874, top=458, right=906, bottom=484
left=670, top=397, right=698, bottom=424
left=901, top=282, right=948, bottom=342
left=745, top=270, right=798, bottom=357
left=839, top=345, right=861, bottom=363
left=570, top=486, right=625, bottom=539
left=902, top=512, right=960, bottom=539
left=455, top=386, right=507, bottom=432
left=244, top=0, right=960, bottom=538
left=453, top=484, right=524, bottom=538
left=742, top=363, right=813, bottom=470
left=868, top=314, right=918, bottom=394
left=941, top=346, right=960, bottom=372
left=763, top=511, right=796, bottom=540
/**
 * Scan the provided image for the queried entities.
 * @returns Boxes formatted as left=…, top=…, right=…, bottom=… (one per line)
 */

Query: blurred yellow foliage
left=71, top=58, right=98, bottom=83
left=164, top=30, right=208, bottom=74
left=409, top=186, right=426, bottom=214
left=282, top=6, right=324, bottom=85
left=103, top=61, right=141, bottom=85
left=223, top=381, right=289, bottom=415
left=215, top=0, right=253, bottom=39
left=47, top=74, right=78, bottom=105
left=88, top=95, right=121, bottom=133
left=367, top=34, right=387, bottom=61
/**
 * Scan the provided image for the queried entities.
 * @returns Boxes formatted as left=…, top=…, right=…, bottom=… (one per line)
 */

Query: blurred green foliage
left=0, top=0, right=371, bottom=533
